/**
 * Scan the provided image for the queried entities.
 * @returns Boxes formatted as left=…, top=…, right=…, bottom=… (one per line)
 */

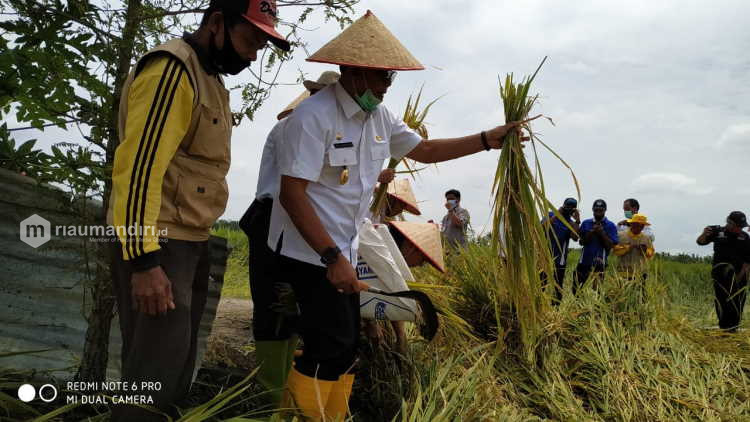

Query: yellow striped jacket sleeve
left=111, top=55, right=194, bottom=270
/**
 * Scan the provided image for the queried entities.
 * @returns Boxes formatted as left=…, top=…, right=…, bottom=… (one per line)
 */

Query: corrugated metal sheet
left=0, top=168, right=227, bottom=380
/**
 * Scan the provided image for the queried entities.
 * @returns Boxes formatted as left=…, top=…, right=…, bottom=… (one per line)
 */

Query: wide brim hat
left=302, top=70, right=341, bottom=91
left=386, top=179, right=420, bottom=215
left=277, top=90, right=309, bottom=120
left=627, top=213, right=651, bottom=226
left=306, top=10, right=424, bottom=71
left=277, top=71, right=341, bottom=120
left=389, top=221, right=445, bottom=273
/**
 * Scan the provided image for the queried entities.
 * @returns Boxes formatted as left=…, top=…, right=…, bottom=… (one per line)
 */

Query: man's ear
left=207, top=11, right=225, bottom=42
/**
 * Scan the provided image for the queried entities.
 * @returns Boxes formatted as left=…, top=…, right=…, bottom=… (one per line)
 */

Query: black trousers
left=573, top=262, right=606, bottom=294
left=711, top=264, right=748, bottom=330
left=240, top=198, right=296, bottom=341
left=275, top=254, right=360, bottom=381
left=110, top=238, right=210, bottom=421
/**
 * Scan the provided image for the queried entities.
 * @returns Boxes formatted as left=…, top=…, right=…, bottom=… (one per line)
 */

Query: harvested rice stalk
left=370, top=87, right=439, bottom=217
left=491, top=56, right=566, bottom=360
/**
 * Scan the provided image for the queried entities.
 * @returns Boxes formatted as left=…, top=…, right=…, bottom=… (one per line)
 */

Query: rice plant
left=370, top=87, right=439, bottom=217
left=491, top=56, right=561, bottom=360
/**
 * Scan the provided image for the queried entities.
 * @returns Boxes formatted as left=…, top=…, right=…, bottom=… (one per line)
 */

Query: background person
left=613, top=213, right=655, bottom=281
left=441, top=189, right=470, bottom=248
left=618, top=198, right=654, bottom=241
left=357, top=217, right=445, bottom=354
left=363, top=178, right=421, bottom=352
left=696, top=211, right=750, bottom=332
left=541, top=197, right=581, bottom=302
left=575, top=199, right=618, bottom=293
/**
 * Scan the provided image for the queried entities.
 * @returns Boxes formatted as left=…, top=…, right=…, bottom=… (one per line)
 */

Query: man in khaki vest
left=108, top=1, right=289, bottom=420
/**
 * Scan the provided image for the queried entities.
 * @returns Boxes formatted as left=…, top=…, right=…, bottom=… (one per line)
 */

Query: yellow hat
left=389, top=221, right=445, bottom=273
left=627, top=213, right=651, bottom=226
left=277, top=71, right=341, bottom=120
left=386, top=179, right=420, bottom=215
left=306, top=10, right=424, bottom=71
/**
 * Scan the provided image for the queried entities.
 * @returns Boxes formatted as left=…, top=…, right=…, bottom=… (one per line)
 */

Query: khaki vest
left=111, top=38, right=232, bottom=241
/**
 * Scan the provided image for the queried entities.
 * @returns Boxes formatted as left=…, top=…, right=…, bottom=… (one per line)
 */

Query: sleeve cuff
left=131, top=250, right=161, bottom=272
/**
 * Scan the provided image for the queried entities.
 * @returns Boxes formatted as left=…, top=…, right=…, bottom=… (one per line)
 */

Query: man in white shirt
left=269, top=11, right=526, bottom=419
left=238, top=71, right=339, bottom=407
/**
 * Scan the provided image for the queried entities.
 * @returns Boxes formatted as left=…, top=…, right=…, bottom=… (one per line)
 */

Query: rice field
left=3, top=231, right=748, bottom=421
left=216, top=231, right=750, bottom=421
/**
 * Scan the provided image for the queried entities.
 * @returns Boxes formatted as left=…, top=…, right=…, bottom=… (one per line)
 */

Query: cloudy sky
left=10, top=0, right=750, bottom=255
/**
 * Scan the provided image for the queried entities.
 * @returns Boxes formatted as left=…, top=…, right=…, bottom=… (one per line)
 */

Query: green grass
left=212, top=227, right=250, bottom=299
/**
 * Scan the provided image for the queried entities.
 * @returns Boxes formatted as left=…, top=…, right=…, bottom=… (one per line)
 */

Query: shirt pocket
left=370, top=139, right=390, bottom=161
left=320, top=142, right=358, bottom=187
left=187, top=103, right=231, bottom=163
left=174, top=174, right=229, bottom=229
left=327, top=142, right=358, bottom=166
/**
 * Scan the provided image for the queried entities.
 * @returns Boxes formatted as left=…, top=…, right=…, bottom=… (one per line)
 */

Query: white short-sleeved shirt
left=268, top=82, right=423, bottom=267
left=255, top=117, right=289, bottom=200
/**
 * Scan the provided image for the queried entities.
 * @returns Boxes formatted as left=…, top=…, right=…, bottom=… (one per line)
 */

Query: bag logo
left=375, top=302, right=386, bottom=320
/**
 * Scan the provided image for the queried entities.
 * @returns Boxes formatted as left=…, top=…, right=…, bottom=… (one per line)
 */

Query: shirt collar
left=334, top=82, right=366, bottom=120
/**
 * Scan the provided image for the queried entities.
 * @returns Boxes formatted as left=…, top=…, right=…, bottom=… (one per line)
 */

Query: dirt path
left=204, top=297, right=256, bottom=370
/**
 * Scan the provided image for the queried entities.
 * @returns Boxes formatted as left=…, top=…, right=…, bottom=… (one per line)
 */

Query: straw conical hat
left=389, top=221, right=445, bottom=273
left=387, top=179, right=420, bottom=215
left=306, top=10, right=424, bottom=71
left=277, top=90, right=309, bottom=120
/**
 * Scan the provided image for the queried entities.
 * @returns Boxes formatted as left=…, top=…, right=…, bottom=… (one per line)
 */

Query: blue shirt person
left=541, top=198, right=581, bottom=302
left=574, top=199, right=618, bottom=293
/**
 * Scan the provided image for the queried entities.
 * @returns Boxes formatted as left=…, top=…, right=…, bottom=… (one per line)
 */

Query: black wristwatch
left=320, top=246, right=341, bottom=266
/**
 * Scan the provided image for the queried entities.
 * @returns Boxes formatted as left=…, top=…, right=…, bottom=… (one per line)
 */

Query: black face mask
left=209, top=18, right=252, bottom=75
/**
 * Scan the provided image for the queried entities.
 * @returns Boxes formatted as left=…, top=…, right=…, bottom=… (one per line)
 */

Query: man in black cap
left=542, top=198, right=581, bottom=302
left=574, top=199, right=618, bottom=293
left=697, top=211, right=750, bottom=332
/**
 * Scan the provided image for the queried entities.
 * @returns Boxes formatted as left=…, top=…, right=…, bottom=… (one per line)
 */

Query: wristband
left=480, top=131, right=490, bottom=151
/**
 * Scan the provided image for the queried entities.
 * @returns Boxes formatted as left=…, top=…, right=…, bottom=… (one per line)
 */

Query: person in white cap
left=238, top=71, right=339, bottom=407
left=268, top=10, right=525, bottom=419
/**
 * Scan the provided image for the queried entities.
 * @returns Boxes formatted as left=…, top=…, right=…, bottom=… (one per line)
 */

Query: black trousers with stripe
left=274, top=254, right=360, bottom=381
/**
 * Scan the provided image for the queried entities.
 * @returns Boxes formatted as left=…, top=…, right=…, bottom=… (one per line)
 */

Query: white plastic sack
left=357, top=219, right=418, bottom=322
